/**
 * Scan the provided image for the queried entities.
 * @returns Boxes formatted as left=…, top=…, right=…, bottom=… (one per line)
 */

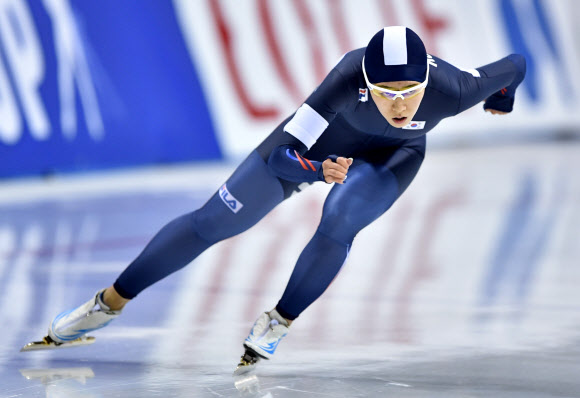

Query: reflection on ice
left=234, top=374, right=262, bottom=396
left=20, top=367, right=99, bottom=398
left=20, top=367, right=95, bottom=383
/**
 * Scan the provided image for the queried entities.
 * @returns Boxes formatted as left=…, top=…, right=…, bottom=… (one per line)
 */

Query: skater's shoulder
left=332, top=48, right=365, bottom=79
left=425, top=55, right=464, bottom=100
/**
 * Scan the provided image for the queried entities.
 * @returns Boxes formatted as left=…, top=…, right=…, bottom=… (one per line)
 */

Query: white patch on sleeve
left=283, top=104, right=329, bottom=149
left=383, top=26, right=407, bottom=65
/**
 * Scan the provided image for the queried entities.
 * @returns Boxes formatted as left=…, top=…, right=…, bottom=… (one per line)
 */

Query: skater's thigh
left=194, top=150, right=286, bottom=243
left=319, top=147, right=424, bottom=243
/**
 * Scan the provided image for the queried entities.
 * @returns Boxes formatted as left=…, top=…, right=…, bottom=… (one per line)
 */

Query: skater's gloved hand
left=484, top=54, right=526, bottom=115
left=322, top=156, right=353, bottom=184
left=484, top=91, right=512, bottom=115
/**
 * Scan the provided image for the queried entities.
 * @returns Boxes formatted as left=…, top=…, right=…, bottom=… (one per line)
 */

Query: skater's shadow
left=20, top=367, right=101, bottom=397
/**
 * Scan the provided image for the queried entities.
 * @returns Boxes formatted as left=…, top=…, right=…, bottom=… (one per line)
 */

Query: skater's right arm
left=267, top=56, right=356, bottom=184
left=266, top=136, right=352, bottom=184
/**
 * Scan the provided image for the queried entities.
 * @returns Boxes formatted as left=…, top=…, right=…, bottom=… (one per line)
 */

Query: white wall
left=174, top=0, right=580, bottom=158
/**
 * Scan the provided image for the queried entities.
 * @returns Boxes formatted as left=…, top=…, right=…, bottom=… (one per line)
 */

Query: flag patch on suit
left=358, top=88, right=368, bottom=102
left=403, top=121, right=425, bottom=130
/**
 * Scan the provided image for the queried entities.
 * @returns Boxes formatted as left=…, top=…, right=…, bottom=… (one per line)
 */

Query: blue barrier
left=0, top=0, right=220, bottom=178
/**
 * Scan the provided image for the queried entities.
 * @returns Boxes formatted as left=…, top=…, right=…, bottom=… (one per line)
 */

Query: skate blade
left=20, top=336, right=96, bottom=352
left=233, top=345, right=265, bottom=376
left=233, top=353, right=260, bottom=376
left=233, top=361, right=257, bottom=376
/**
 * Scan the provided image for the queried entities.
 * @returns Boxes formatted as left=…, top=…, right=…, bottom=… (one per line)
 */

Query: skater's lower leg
left=114, top=152, right=286, bottom=299
left=276, top=229, right=351, bottom=319
left=112, top=212, right=213, bottom=299
left=102, top=286, right=130, bottom=311
left=239, top=227, right=351, bottom=367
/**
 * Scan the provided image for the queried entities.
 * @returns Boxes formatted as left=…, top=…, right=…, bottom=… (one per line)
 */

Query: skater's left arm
left=456, top=54, right=526, bottom=115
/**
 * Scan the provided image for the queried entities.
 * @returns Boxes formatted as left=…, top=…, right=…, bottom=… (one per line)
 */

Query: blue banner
left=0, top=0, right=221, bottom=178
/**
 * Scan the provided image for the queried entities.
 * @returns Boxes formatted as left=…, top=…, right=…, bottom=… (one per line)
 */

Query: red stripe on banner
left=410, top=0, right=449, bottom=55
left=0, top=236, right=149, bottom=260
left=209, top=0, right=279, bottom=119
left=327, top=0, right=352, bottom=54
left=359, top=200, right=412, bottom=341
left=258, top=0, right=303, bottom=104
left=294, top=0, right=326, bottom=83
left=241, top=218, right=287, bottom=324
left=186, top=237, right=238, bottom=345
left=377, top=0, right=398, bottom=26
left=390, top=190, right=465, bottom=344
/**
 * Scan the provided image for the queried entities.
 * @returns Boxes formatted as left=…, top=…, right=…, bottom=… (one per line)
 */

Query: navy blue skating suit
left=113, top=48, right=526, bottom=321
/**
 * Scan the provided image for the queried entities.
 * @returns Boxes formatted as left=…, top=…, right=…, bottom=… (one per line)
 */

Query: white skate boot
left=49, top=289, right=121, bottom=343
left=21, top=290, right=121, bottom=351
left=234, top=309, right=289, bottom=375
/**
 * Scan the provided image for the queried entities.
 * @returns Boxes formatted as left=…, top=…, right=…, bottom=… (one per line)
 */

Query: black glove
left=483, top=54, right=526, bottom=114
left=484, top=89, right=514, bottom=113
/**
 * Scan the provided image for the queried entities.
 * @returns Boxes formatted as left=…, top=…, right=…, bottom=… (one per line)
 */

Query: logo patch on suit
left=358, top=88, right=368, bottom=102
left=402, top=121, right=426, bottom=130
left=219, top=184, right=244, bottom=213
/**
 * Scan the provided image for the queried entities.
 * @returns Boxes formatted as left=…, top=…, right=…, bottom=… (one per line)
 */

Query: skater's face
left=370, top=80, right=425, bottom=128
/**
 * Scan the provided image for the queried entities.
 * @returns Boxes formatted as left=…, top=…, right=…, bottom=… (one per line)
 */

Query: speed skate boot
left=234, top=309, right=289, bottom=375
left=48, top=289, right=121, bottom=343
left=21, top=290, right=121, bottom=351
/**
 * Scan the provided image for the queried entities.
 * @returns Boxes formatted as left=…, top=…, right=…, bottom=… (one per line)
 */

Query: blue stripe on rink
left=480, top=172, right=536, bottom=305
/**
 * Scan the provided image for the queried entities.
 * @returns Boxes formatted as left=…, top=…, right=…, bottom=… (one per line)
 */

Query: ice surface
left=1, top=143, right=579, bottom=397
